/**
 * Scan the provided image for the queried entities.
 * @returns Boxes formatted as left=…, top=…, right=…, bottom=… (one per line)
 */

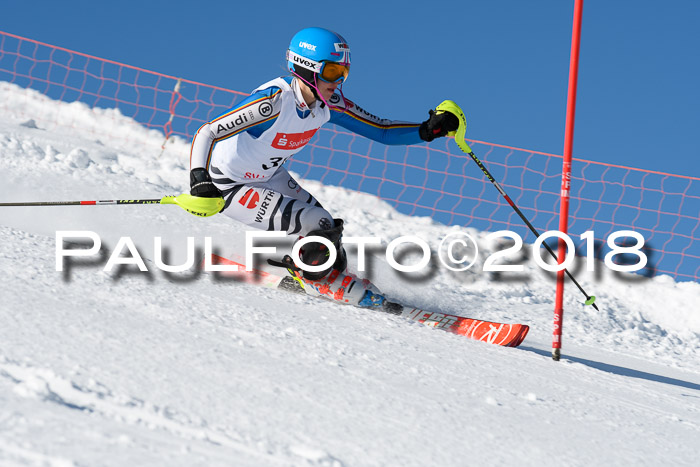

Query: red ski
left=400, top=308, right=529, bottom=348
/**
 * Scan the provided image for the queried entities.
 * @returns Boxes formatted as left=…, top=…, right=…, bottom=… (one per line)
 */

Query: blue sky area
left=1, top=0, right=698, bottom=177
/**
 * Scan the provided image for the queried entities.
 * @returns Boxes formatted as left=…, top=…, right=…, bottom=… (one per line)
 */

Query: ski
left=208, top=254, right=529, bottom=348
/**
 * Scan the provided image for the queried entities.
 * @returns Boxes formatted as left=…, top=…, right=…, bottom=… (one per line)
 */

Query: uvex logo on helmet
left=292, top=54, right=320, bottom=71
left=299, top=41, right=317, bottom=51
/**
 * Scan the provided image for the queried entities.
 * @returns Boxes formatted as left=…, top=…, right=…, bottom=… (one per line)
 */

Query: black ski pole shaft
left=0, top=199, right=162, bottom=207
left=0, top=194, right=225, bottom=217
left=434, top=100, right=597, bottom=311
left=465, top=149, right=599, bottom=311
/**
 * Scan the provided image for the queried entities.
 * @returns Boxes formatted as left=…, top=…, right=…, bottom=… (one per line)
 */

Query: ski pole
left=435, top=100, right=598, bottom=311
left=0, top=193, right=225, bottom=218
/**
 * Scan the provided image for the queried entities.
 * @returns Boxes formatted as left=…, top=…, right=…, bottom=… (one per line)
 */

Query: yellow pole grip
left=435, top=100, right=473, bottom=154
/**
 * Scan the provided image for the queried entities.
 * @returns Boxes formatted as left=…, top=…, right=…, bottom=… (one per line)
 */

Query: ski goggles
left=318, top=62, right=350, bottom=83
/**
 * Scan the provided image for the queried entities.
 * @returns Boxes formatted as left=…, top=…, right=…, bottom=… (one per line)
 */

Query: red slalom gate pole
left=553, top=0, right=584, bottom=361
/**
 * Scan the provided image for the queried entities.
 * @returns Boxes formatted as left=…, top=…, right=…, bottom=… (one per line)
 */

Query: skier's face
left=316, top=79, right=339, bottom=102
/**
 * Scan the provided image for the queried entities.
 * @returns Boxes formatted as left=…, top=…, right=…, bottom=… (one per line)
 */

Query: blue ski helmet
left=287, top=27, right=351, bottom=84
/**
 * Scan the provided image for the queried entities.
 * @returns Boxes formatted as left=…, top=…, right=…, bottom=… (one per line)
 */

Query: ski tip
left=508, top=325, right=530, bottom=348
left=452, top=318, right=530, bottom=347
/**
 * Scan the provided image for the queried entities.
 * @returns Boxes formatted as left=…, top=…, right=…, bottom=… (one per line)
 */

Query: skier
left=189, top=27, right=459, bottom=307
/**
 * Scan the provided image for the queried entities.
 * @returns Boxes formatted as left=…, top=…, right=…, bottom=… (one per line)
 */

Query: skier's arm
left=189, top=87, right=282, bottom=171
left=329, top=96, right=459, bottom=145
left=189, top=87, right=282, bottom=197
left=329, top=97, right=423, bottom=145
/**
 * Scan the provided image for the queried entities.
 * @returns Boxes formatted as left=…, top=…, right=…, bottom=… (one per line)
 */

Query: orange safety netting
left=1, top=30, right=698, bottom=282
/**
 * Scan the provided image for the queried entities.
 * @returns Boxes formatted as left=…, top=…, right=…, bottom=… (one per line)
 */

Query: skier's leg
left=212, top=167, right=383, bottom=307
left=266, top=167, right=325, bottom=208
left=260, top=170, right=350, bottom=274
left=288, top=218, right=385, bottom=307
left=213, top=170, right=333, bottom=236
left=296, top=218, right=347, bottom=281
left=259, top=169, right=384, bottom=305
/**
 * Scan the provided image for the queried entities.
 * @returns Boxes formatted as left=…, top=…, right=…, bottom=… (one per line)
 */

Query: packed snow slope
left=1, top=82, right=699, bottom=466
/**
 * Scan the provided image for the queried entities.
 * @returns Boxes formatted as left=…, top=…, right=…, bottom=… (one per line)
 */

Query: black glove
left=419, top=109, right=460, bottom=142
left=190, top=168, right=223, bottom=198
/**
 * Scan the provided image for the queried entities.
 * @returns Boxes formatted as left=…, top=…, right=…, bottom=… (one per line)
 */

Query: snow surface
left=1, top=81, right=699, bottom=466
